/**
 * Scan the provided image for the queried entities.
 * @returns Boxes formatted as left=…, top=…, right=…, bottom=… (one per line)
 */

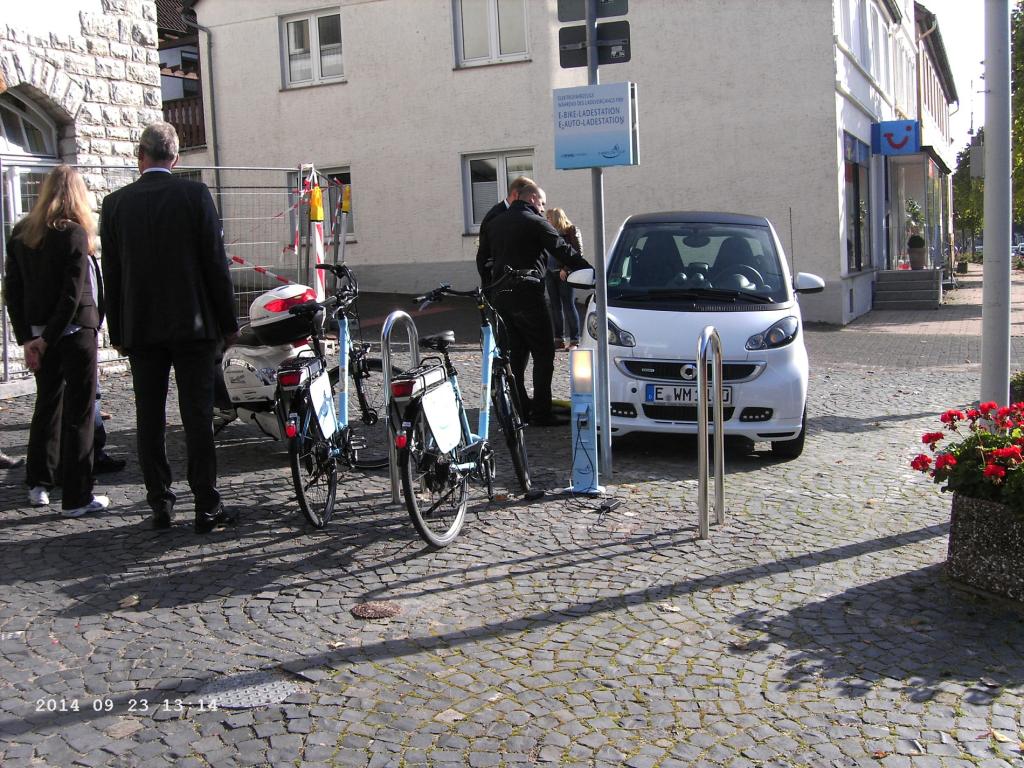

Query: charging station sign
left=554, top=81, right=638, bottom=170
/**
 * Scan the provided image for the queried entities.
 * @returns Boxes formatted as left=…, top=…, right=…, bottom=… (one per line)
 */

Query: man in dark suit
left=479, top=182, right=590, bottom=426
left=100, top=122, right=239, bottom=533
left=475, top=175, right=535, bottom=285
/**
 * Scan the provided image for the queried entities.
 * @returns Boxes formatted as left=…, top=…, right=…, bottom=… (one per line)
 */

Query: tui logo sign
left=871, top=120, right=920, bottom=156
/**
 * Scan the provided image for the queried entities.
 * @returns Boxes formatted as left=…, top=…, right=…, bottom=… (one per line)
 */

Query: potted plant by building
left=907, top=233, right=928, bottom=270
left=911, top=403, right=1024, bottom=601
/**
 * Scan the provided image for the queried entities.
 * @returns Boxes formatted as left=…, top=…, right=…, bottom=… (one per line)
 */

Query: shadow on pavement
left=728, top=567, right=1024, bottom=700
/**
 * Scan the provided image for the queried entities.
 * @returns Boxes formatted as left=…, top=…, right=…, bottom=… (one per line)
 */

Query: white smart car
left=573, top=211, right=824, bottom=458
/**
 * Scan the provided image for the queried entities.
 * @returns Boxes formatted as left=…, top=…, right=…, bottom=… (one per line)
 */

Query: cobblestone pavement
left=1, top=264, right=1023, bottom=767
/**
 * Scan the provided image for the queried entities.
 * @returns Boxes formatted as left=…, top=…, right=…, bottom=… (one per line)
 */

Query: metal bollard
left=696, top=326, right=725, bottom=539
left=381, top=311, right=419, bottom=504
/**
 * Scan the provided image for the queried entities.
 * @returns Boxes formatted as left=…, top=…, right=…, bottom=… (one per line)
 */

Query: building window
left=453, top=0, right=527, bottom=67
left=843, top=133, right=870, bottom=273
left=288, top=167, right=355, bottom=241
left=461, top=150, right=533, bottom=231
left=281, top=10, right=343, bottom=87
left=0, top=93, right=56, bottom=157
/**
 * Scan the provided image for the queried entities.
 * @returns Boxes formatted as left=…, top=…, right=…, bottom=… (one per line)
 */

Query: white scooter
left=215, top=283, right=323, bottom=439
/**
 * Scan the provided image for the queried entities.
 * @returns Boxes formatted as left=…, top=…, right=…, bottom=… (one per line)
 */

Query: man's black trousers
left=129, top=340, right=221, bottom=515
left=493, top=287, right=557, bottom=421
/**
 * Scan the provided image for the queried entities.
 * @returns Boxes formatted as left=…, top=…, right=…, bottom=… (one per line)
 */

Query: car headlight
left=586, top=313, right=636, bottom=347
left=745, top=316, right=799, bottom=350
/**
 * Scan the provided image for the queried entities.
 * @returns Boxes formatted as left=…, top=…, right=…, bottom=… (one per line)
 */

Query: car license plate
left=645, top=383, right=732, bottom=405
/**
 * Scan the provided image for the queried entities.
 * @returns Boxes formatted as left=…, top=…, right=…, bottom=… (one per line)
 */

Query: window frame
left=452, top=0, right=529, bottom=68
left=460, top=149, right=534, bottom=234
left=0, top=93, right=58, bottom=158
left=287, top=166, right=355, bottom=244
left=279, top=8, right=345, bottom=89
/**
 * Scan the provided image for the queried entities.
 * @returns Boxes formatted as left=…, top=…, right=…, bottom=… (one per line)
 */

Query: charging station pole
left=586, top=0, right=613, bottom=480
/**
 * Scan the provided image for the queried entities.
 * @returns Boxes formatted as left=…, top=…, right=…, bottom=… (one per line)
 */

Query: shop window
left=843, top=133, right=870, bottom=273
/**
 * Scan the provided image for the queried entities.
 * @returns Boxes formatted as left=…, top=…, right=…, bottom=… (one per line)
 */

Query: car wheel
left=771, top=408, right=806, bottom=460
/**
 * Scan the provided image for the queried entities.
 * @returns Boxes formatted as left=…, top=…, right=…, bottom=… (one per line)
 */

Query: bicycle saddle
left=420, top=331, right=456, bottom=352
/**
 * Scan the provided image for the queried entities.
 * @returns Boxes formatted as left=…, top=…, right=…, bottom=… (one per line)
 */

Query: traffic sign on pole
left=557, top=0, right=627, bottom=23
left=559, top=21, right=630, bottom=69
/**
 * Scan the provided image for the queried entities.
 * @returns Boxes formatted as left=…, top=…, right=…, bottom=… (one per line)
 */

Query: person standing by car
left=479, top=182, right=590, bottom=426
left=475, top=175, right=535, bottom=285
left=100, top=121, right=239, bottom=533
left=4, top=165, right=109, bottom=517
left=544, top=207, right=583, bottom=350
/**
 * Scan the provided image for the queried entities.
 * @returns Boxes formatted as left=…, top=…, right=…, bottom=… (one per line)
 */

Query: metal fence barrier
left=0, top=161, right=332, bottom=383
left=697, top=325, right=725, bottom=539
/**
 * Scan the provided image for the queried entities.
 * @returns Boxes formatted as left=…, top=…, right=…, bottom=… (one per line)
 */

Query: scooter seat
left=420, top=331, right=456, bottom=352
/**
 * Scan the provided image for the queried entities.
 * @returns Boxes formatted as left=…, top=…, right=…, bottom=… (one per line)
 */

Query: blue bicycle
left=389, top=269, right=534, bottom=547
left=276, top=263, right=397, bottom=528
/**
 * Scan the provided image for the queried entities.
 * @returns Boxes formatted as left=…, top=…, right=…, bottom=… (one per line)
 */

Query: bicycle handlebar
left=412, top=267, right=542, bottom=308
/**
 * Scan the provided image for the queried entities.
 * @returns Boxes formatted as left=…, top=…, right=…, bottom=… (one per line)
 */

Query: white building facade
left=193, top=0, right=958, bottom=323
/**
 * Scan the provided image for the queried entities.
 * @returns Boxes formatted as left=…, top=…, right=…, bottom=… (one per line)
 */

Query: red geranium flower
left=910, top=454, right=932, bottom=471
left=979, top=401, right=998, bottom=415
left=921, top=432, right=945, bottom=445
left=991, top=446, right=1023, bottom=461
left=934, top=454, right=957, bottom=470
left=983, top=463, right=1006, bottom=479
left=940, top=409, right=966, bottom=424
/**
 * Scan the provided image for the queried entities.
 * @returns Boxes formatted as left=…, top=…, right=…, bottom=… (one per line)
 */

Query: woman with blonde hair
left=544, top=206, right=583, bottom=349
left=5, top=165, right=109, bottom=517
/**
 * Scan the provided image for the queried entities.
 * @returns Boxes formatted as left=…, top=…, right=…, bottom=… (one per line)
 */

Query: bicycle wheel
left=288, top=395, right=338, bottom=529
left=492, top=364, right=531, bottom=492
left=400, top=409, right=468, bottom=548
left=348, top=357, right=401, bottom=470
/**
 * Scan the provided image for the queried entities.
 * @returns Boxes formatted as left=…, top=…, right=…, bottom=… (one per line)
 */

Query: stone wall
left=0, top=0, right=162, bottom=195
left=0, top=1, right=161, bottom=386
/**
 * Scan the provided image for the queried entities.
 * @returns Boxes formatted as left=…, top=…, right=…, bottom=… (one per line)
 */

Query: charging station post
left=568, top=348, right=604, bottom=494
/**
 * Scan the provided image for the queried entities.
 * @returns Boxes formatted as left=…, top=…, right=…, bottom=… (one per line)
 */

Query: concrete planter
left=947, top=493, right=1024, bottom=602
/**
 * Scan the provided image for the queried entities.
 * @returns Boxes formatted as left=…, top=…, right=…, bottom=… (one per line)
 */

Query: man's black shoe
left=95, top=454, right=127, bottom=474
left=529, top=414, right=569, bottom=427
left=194, top=505, right=239, bottom=534
left=152, top=504, right=173, bottom=530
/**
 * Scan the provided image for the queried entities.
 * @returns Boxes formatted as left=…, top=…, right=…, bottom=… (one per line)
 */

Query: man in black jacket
left=475, top=175, right=535, bottom=285
left=479, top=182, right=590, bottom=426
left=100, top=121, right=239, bottom=533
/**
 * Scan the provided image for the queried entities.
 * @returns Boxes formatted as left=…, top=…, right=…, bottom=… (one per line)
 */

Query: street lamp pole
left=981, top=0, right=1011, bottom=406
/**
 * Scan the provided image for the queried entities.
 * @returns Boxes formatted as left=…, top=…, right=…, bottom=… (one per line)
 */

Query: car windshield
left=607, top=222, right=790, bottom=305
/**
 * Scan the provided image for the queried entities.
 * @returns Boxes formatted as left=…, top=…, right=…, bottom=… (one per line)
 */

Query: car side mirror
left=794, top=272, right=825, bottom=294
left=565, top=267, right=596, bottom=289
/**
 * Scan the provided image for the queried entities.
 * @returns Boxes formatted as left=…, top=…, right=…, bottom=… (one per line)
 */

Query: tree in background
left=953, top=131, right=984, bottom=252
left=958, top=2, right=1024, bottom=250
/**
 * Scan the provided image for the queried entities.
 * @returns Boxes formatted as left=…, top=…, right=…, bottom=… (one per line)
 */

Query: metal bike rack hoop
left=382, top=311, right=420, bottom=504
left=696, top=325, right=725, bottom=540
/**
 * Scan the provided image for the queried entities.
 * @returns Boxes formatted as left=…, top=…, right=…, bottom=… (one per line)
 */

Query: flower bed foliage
left=911, top=402, right=1024, bottom=515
